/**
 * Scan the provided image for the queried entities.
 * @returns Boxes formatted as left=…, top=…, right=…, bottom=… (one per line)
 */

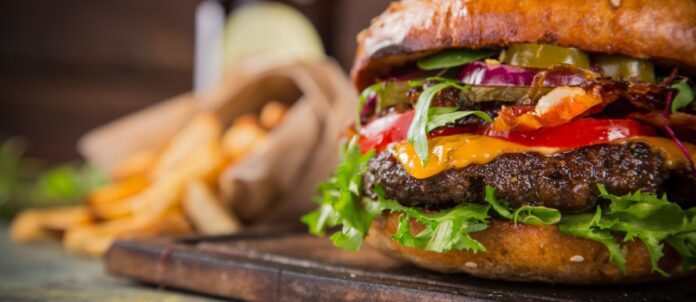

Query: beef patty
left=363, top=142, right=694, bottom=213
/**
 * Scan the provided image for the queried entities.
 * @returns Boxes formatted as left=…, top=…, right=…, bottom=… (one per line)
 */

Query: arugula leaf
left=407, top=82, right=453, bottom=166
left=671, top=79, right=695, bottom=113
left=484, top=186, right=561, bottom=225
left=407, top=79, right=485, bottom=166
left=417, top=49, right=496, bottom=70
left=426, top=110, right=492, bottom=133
left=428, top=107, right=458, bottom=116
left=301, top=138, right=379, bottom=251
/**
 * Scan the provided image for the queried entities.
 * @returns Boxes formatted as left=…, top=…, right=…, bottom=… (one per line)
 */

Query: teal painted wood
left=0, top=224, right=225, bottom=302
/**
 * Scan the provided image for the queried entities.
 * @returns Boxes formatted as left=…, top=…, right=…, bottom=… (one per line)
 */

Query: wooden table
left=0, top=224, right=224, bottom=302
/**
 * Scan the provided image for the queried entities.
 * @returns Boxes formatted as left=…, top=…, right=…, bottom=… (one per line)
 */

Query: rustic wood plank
left=105, top=230, right=696, bottom=301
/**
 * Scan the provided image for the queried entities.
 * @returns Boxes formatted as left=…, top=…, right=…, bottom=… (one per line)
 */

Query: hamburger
left=303, top=0, right=696, bottom=284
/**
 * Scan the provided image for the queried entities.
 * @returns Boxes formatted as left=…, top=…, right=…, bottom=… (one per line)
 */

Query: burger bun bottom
left=366, top=213, right=692, bottom=284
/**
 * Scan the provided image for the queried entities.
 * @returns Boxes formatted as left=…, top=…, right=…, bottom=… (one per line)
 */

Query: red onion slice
left=458, top=62, right=587, bottom=87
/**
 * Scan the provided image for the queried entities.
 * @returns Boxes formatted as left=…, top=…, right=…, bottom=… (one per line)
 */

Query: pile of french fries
left=10, top=102, right=288, bottom=257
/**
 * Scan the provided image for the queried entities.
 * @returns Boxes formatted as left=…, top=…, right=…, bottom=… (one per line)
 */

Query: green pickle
left=503, top=44, right=591, bottom=69
left=371, top=81, right=554, bottom=112
left=462, top=86, right=553, bottom=103
left=375, top=81, right=412, bottom=110
left=594, top=55, right=656, bottom=83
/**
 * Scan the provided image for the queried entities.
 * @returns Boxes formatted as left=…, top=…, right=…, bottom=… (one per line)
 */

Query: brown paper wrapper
left=79, top=59, right=356, bottom=226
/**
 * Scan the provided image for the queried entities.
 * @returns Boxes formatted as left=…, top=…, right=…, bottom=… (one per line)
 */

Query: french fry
left=234, top=113, right=260, bottom=126
left=111, top=150, right=158, bottom=180
left=132, top=140, right=225, bottom=221
left=64, top=209, right=192, bottom=257
left=87, top=176, right=150, bottom=220
left=89, top=198, right=134, bottom=221
left=222, top=119, right=267, bottom=162
left=10, top=206, right=93, bottom=243
left=88, top=176, right=149, bottom=205
left=183, top=180, right=241, bottom=235
left=259, top=101, right=288, bottom=129
left=150, top=113, right=222, bottom=180
left=63, top=217, right=131, bottom=257
left=27, top=99, right=293, bottom=256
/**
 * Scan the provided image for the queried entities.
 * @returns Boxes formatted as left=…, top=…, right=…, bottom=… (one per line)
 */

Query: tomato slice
left=358, top=111, right=656, bottom=153
left=484, top=118, right=656, bottom=148
left=357, top=111, right=413, bottom=153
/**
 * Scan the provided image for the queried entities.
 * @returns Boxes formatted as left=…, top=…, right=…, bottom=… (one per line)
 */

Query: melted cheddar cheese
left=391, top=134, right=696, bottom=179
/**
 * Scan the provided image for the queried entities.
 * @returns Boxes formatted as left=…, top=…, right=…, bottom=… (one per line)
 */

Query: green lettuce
left=559, top=185, right=696, bottom=275
left=302, top=137, right=560, bottom=252
left=303, top=141, right=696, bottom=275
left=301, top=138, right=380, bottom=251
left=376, top=185, right=490, bottom=253
left=484, top=186, right=561, bottom=225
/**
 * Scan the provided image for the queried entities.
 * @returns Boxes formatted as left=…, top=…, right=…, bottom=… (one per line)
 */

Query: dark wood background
left=0, top=0, right=391, bottom=161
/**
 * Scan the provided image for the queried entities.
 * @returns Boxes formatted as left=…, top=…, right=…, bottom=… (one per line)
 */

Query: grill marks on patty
left=363, top=142, right=694, bottom=213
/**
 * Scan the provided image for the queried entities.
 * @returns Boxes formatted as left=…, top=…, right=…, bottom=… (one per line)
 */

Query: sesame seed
left=465, top=262, right=478, bottom=268
left=610, top=0, right=622, bottom=8
left=570, top=255, right=585, bottom=263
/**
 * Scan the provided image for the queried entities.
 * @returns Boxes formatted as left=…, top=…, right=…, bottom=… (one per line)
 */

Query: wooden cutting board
left=105, top=228, right=695, bottom=301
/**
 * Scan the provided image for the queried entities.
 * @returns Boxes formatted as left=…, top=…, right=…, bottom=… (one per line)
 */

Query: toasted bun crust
left=367, top=213, right=692, bottom=284
left=353, top=0, right=696, bottom=89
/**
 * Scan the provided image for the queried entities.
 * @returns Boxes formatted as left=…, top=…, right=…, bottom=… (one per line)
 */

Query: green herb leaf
left=426, top=110, right=492, bottom=133
left=300, top=138, right=379, bottom=251
left=407, top=82, right=453, bottom=166
left=428, top=107, right=458, bottom=116
left=671, top=80, right=695, bottom=113
left=417, top=49, right=496, bottom=70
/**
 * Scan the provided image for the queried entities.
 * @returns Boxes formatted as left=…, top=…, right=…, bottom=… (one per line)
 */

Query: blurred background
left=0, top=0, right=391, bottom=162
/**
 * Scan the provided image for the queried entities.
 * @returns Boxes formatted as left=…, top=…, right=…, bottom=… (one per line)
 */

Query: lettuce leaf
left=301, top=138, right=379, bottom=251
left=374, top=185, right=489, bottom=253
left=559, top=185, right=696, bottom=275
left=484, top=186, right=561, bottom=225
left=559, top=208, right=627, bottom=273
left=303, top=145, right=696, bottom=275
